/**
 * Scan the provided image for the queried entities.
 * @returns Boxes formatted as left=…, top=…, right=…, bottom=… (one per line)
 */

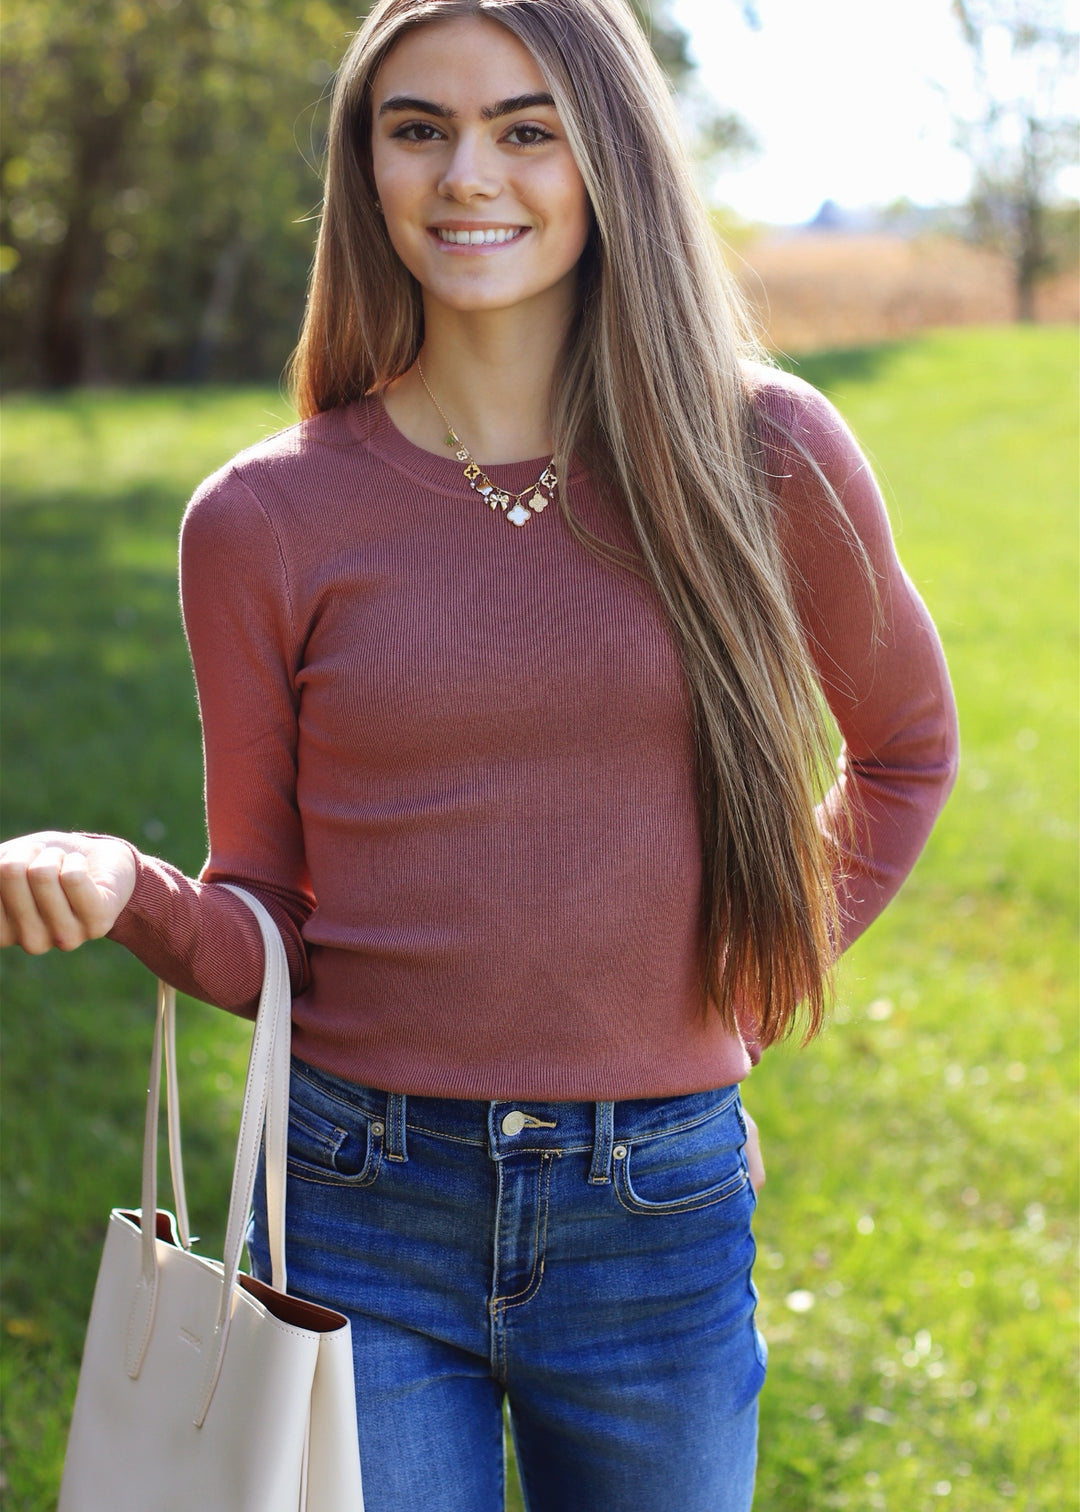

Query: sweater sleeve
left=107, top=464, right=314, bottom=1016
left=759, top=373, right=959, bottom=952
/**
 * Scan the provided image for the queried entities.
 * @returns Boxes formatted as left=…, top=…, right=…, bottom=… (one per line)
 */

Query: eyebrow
left=377, top=92, right=556, bottom=121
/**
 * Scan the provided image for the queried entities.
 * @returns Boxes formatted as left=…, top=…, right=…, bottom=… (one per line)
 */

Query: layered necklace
left=417, top=359, right=557, bottom=528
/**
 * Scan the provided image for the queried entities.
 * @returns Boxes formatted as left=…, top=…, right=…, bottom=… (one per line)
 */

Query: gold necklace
left=417, top=359, right=557, bottom=528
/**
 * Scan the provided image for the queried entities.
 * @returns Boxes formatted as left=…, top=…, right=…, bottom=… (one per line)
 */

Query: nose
left=437, top=134, right=498, bottom=203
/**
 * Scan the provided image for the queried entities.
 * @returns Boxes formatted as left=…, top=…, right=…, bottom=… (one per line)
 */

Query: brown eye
left=504, top=123, right=554, bottom=147
left=392, top=121, right=444, bottom=142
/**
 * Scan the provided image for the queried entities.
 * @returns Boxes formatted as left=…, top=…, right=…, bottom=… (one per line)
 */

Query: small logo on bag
left=178, top=1327, right=202, bottom=1352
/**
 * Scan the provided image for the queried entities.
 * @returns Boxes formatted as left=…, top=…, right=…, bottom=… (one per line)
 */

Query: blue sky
left=669, top=0, right=1079, bottom=224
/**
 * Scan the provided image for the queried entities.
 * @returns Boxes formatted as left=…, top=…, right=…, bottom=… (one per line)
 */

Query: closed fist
left=0, top=832, right=136, bottom=954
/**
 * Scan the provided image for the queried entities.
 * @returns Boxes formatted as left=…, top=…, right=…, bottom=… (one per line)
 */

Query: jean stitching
left=286, top=1122, right=383, bottom=1188
left=406, top=1120, right=602, bottom=1155
left=492, top=1153, right=555, bottom=1312
left=291, top=1066, right=377, bottom=1121
left=401, top=1122, right=488, bottom=1148
left=396, top=1120, right=733, bottom=1155
left=617, top=1093, right=739, bottom=1148
left=491, top=1158, right=543, bottom=1309
left=490, top=1160, right=507, bottom=1382
left=386, top=1092, right=407, bottom=1162
left=285, top=1161, right=382, bottom=1188
left=288, top=1110, right=347, bottom=1151
left=497, top=1153, right=555, bottom=1313
left=613, top=1162, right=748, bottom=1216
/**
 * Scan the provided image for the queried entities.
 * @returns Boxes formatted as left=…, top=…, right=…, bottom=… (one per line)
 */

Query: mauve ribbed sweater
left=108, top=368, right=958, bottom=1099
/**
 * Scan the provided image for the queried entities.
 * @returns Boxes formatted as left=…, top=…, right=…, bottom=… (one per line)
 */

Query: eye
left=504, top=122, right=554, bottom=147
left=390, top=120, right=445, bottom=143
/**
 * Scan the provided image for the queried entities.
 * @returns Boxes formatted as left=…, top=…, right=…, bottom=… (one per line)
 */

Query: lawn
left=1, top=328, right=1076, bottom=1510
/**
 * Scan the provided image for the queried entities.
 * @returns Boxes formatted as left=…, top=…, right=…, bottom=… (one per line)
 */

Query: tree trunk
left=185, top=235, right=248, bottom=382
left=40, top=91, right=141, bottom=386
left=41, top=232, right=88, bottom=388
left=1015, top=262, right=1039, bottom=322
left=1014, top=119, right=1049, bottom=324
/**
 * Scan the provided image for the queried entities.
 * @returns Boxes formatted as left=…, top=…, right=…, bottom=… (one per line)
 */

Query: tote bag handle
left=126, top=885, right=292, bottom=1426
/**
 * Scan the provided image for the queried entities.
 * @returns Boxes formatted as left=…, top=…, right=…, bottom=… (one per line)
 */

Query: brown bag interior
left=118, top=1209, right=350, bottom=1334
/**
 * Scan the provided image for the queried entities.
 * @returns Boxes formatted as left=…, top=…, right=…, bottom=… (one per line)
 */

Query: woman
left=0, top=1, right=958, bottom=1507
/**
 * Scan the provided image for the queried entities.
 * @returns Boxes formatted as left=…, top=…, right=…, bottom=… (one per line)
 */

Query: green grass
left=1, top=328, right=1076, bottom=1510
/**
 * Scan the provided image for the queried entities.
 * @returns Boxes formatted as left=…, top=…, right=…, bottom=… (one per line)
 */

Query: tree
left=950, top=0, right=1079, bottom=320
left=1, top=0, right=365, bottom=387
left=0, top=0, right=750, bottom=388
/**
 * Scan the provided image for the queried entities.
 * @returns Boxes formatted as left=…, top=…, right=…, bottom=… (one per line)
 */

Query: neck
left=385, top=299, right=570, bottom=464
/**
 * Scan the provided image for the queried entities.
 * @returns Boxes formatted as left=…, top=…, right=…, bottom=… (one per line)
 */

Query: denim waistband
left=290, top=1057, right=741, bottom=1185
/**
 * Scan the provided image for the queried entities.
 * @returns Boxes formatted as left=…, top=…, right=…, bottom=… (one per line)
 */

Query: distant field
left=0, top=328, right=1077, bottom=1510
left=731, top=232, right=1078, bottom=352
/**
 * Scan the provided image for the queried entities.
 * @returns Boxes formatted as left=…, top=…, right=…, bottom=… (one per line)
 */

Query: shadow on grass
left=773, top=340, right=914, bottom=395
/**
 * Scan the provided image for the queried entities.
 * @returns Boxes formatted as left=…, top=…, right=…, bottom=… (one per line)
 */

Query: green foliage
left=1, top=328, right=1076, bottom=1508
left=0, top=0, right=744, bottom=390
left=1, top=0, right=364, bottom=387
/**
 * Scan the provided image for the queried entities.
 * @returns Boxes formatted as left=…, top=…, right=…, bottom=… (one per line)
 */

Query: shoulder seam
left=217, top=465, right=298, bottom=636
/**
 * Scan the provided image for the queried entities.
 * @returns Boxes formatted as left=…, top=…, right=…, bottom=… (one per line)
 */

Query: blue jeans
left=248, top=1060, right=766, bottom=1511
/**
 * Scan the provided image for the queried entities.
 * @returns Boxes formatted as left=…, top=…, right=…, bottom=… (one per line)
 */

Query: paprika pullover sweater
left=109, top=369, right=958, bottom=1100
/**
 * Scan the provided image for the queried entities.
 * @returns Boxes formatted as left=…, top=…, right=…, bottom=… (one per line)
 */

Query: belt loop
left=589, top=1100, right=615, bottom=1184
left=385, top=1092, right=408, bottom=1162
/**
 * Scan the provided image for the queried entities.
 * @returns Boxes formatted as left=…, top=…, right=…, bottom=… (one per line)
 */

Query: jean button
left=501, top=1110, right=527, bottom=1136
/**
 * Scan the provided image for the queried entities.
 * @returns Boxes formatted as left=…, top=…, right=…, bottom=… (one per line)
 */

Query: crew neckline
left=345, top=393, right=585, bottom=493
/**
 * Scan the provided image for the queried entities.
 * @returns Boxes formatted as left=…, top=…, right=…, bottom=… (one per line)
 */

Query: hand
left=742, top=1106, right=766, bottom=1193
left=0, top=832, right=137, bottom=953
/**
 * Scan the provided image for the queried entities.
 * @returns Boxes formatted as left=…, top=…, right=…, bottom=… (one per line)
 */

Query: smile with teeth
left=434, top=226, right=528, bottom=246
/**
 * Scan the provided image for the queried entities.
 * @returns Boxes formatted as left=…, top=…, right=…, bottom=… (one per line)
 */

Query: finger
left=57, top=852, right=114, bottom=939
left=741, top=1107, right=766, bottom=1192
left=26, top=847, right=91, bottom=951
left=0, top=840, right=54, bottom=953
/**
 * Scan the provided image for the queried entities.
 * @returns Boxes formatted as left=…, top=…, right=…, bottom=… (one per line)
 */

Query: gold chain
left=416, top=359, right=557, bottom=528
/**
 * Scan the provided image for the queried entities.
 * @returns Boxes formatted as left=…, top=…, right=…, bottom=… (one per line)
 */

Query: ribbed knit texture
left=109, top=370, right=958, bottom=1099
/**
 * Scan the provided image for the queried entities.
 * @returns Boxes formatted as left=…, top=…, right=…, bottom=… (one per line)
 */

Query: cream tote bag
left=58, top=886, right=365, bottom=1511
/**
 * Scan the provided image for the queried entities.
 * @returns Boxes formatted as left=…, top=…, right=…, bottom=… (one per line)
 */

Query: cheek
left=382, top=221, right=420, bottom=280
left=370, top=162, right=424, bottom=265
left=553, top=163, right=592, bottom=257
left=560, top=184, right=593, bottom=265
left=371, top=142, right=416, bottom=218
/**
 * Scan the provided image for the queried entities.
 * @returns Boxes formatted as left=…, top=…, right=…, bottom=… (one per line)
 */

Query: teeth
left=436, top=227, right=523, bottom=245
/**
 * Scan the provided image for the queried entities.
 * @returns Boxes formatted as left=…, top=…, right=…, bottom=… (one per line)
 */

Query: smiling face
left=370, top=15, right=592, bottom=326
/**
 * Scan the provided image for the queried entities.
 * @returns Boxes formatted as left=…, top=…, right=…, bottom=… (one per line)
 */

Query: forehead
left=372, top=15, right=548, bottom=105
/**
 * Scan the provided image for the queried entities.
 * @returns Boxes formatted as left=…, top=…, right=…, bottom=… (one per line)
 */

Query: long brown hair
left=291, top=0, right=849, bottom=1046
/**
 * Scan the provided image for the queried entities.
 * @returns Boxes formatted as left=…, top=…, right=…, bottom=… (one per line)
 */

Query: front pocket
left=286, top=1074, right=383, bottom=1186
left=613, top=1098, right=750, bottom=1216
